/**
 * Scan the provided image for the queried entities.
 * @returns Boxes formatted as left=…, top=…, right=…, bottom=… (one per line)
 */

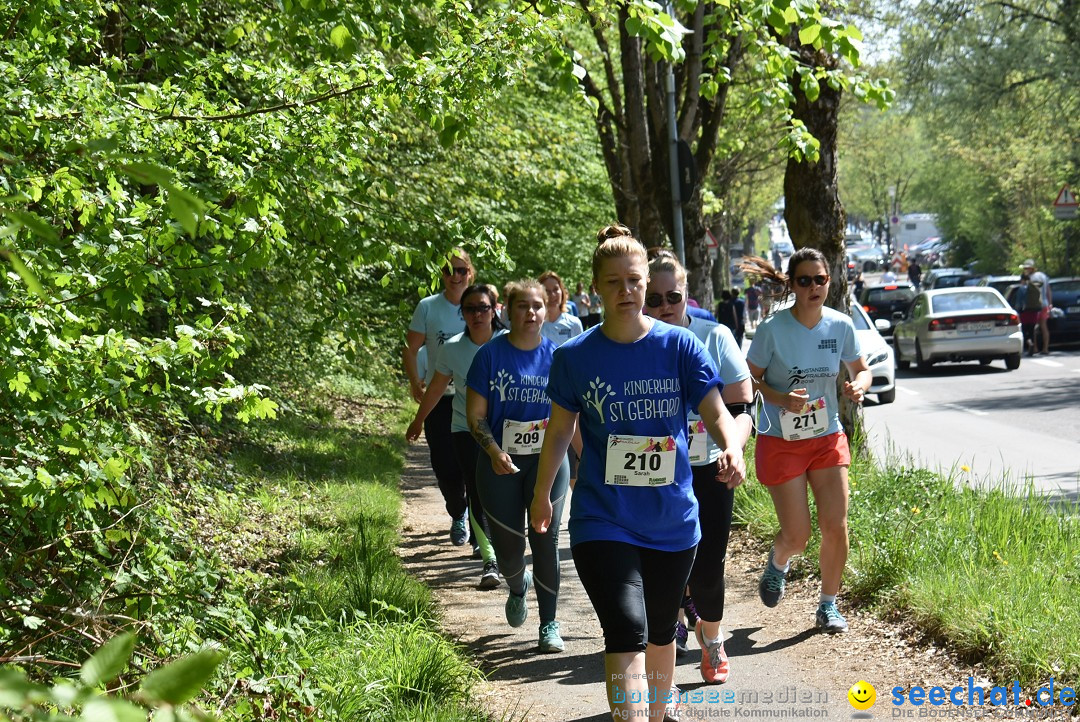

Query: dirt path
left=399, top=443, right=979, bottom=721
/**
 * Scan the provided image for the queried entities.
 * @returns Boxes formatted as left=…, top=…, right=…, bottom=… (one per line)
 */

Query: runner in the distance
left=403, top=249, right=473, bottom=547
left=530, top=225, right=746, bottom=721
left=406, top=284, right=503, bottom=590
left=466, top=280, right=570, bottom=653
left=643, top=251, right=753, bottom=684
left=742, top=249, right=872, bottom=633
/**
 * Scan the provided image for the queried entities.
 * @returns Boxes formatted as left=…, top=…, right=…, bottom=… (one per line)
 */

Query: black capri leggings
left=572, top=540, right=697, bottom=653
left=424, top=395, right=466, bottom=519
left=686, top=460, right=734, bottom=622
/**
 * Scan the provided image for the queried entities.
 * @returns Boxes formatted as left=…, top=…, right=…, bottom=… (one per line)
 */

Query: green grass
left=734, top=436, right=1080, bottom=688
left=204, top=385, right=491, bottom=721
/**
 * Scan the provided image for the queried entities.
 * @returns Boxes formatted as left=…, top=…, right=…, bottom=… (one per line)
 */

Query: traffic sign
left=1053, top=184, right=1077, bottom=219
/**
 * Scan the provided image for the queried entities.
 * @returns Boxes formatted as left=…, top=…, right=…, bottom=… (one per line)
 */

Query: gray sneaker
left=478, top=560, right=500, bottom=590
left=758, top=548, right=787, bottom=608
left=449, top=511, right=469, bottom=546
left=505, top=570, right=531, bottom=627
left=815, top=602, right=849, bottom=633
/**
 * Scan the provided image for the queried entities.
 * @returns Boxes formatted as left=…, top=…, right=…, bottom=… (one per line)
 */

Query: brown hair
left=538, top=270, right=569, bottom=313
left=504, top=279, right=545, bottom=311
left=647, top=249, right=687, bottom=287
left=592, top=223, right=648, bottom=280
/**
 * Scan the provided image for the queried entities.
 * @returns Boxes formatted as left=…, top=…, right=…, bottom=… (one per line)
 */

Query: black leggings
left=687, top=461, right=734, bottom=622
left=572, top=540, right=697, bottom=653
left=476, top=452, right=569, bottom=623
left=424, top=396, right=466, bottom=519
left=451, top=431, right=494, bottom=559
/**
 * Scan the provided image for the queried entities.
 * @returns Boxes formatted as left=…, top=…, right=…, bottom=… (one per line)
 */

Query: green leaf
left=121, top=162, right=174, bottom=186
left=139, top=649, right=226, bottom=705
left=0, top=247, right=46, bottom=298
left=81, top=632, right=138, bottom=687
left=798, top=24, right=821, bottom=46
left=82, top=697, right=148, bottom=722
left=330, top=25, right=350, bottom=49
left=11, top=210, right=59, bottom=242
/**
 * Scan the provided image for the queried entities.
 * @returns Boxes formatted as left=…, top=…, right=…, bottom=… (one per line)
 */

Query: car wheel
left=894, top=338, right=910, bottom=370
left=1005, top=352, right=1021, bottom=370
left=915, top=341, right=932, bottom=373
left=877, top=387, right=896, bottom=404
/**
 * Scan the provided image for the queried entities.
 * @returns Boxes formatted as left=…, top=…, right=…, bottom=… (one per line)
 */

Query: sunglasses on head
left=462, top=304, right=492, bottom=315
left=444, top=266, right=470, bottom=277
left=644, top=291, right=684, bottom=308
left=794, top=275, right=830, bottom=288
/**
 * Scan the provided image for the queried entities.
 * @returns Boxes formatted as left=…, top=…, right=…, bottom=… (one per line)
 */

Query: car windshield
left=930, top=291, right=1005, bottom=313
left=867, top=287, right=915, bottom=303
left=848, top=305, right=871, bottom=331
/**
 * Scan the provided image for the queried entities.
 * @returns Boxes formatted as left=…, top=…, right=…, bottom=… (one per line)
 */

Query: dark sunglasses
left=794, top=275, right=830, bottom=288
left=462, top=304, right=493, bottom=315
left=644, top=291, right=684, bottom=308
left=443, top=266, right=470, bottom=277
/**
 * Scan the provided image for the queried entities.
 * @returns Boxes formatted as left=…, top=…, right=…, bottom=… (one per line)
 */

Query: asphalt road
left=862, top=343, right=1080, bottom=500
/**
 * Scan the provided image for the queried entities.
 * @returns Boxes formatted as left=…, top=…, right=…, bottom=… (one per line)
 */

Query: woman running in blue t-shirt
left=743, top=248, right=871, bottom=634
left=530, top=225, right=746, bottom=722
left=644, top=251, right=752, bottom=685
left=465, top=280, right=570, bottom=654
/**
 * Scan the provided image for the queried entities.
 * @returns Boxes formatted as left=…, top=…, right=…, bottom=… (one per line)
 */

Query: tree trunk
left=782, top=38, right=863, bottom=450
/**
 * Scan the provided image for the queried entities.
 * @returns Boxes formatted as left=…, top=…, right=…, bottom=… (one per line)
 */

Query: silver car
left=893, top=287, right=1023, bottom=372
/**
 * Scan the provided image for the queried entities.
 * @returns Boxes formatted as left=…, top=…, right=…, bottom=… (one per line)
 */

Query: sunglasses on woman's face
left=794, top=275, right=830, bottom=288
left=644, top=291, right=684, bottom=308
left=462, top=304, right=492, bottom=315
left=444, top=266, right=470, bottom=277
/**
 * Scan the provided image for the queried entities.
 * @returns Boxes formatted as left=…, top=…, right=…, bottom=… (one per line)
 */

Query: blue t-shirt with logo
left=466, top=334, right=557, bottom=449
left=546, top=320, right=722, bottom=552
left=746, top=306, right=862, bottom=438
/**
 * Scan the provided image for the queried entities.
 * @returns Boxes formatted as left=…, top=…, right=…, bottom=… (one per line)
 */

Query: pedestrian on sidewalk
left=466, top=280, right=570, bottom=653
left=743, top=249, right=871, bottom=634
left=644, top=252, right=753, bottom=685
left=530, top=224, right=746, bottom=722
left=403, top=249, right=473, bottom=547
left=407, top=284, right=504, bottom=589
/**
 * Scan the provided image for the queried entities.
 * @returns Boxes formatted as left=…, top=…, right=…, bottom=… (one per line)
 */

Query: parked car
left=976, top=275, right=1021, bottom=295
left=893, top=287, right=1022, bottom=372
left=922, top=267, right=977, bottom=290
left=849, top=298, right=896, bottom=404
left=1047, top=277, right=1080, bottom=345
left=858, top=283, right=916, bottom=337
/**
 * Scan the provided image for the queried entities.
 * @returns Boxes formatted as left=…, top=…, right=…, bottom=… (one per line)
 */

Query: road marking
left=896, top=386, right=920, bottom=395
left=942, top=403, right=989, bottom=417
left=1031, top=358, right=1064, bottom=367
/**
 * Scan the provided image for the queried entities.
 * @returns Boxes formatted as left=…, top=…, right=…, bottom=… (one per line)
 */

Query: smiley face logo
left=848, top=680, right=876, bottom=711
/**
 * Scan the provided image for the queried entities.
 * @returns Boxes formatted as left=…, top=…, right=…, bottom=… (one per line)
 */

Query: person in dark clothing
left=731, top=288, right=746, bottom=348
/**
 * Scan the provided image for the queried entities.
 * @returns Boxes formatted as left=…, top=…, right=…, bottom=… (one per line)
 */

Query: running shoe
left=758, top=548, right=787, bottom=608
left=815, top=602, right=849, bottom=633
left=538, top=620, right=564, bottom=653
left=675, top=621, right=689, bottom=654
left=478, top=560, right=500, bottom=590
left=682, top=595, right=699, bottom=630
left=694, top=623, right=730, bottom=684
left=449, top=510, right=469, bottom=546
left=664, top=686, right=682, bottom=722
left=505, top=570, right=531, bottom=627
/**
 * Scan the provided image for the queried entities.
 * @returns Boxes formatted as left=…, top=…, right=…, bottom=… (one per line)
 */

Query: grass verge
left=734, top=434, right=1080, bottom=688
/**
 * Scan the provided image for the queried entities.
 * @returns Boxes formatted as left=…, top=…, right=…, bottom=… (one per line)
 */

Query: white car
left=849, top=299, right=896, bottom=404
left=892, top=287, right=1022, bottom=372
